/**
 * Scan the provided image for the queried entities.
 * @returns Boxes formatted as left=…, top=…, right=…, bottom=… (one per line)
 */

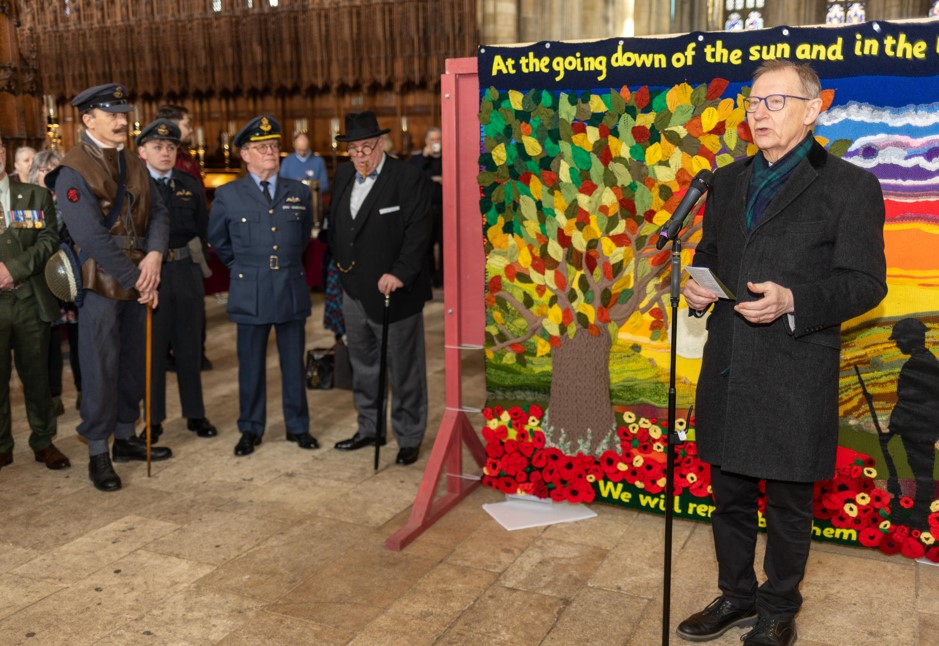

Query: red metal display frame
left=387, top=57, right=485, bottom=551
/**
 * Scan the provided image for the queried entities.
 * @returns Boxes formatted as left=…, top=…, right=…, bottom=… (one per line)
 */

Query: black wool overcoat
left=692, top=141, right=888, bottom=482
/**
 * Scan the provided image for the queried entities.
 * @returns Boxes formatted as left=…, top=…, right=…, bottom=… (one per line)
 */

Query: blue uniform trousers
left=77, top=291, right=146, bottom=444
left=236, top=318, right=308, bottom=437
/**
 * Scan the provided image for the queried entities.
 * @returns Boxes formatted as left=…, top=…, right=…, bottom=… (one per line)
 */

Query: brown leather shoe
left=0, top=452, right=12, bottom=469
left=34, top=443, right=71, bottom=470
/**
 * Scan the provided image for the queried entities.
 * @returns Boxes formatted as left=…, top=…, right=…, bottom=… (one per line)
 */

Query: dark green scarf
left=745, top=133, right=814, bottom=231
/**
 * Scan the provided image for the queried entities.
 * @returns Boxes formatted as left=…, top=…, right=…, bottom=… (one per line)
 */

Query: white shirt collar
left=148, top=167, right=172, bottom=181
left=86, top=131, right=125, bottom=151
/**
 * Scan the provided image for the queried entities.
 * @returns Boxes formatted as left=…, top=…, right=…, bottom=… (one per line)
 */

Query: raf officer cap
left=136, top=118, right=181, bottom=147
left=71, top=83, right=134, bottom=114
left=335, top=111, right=391, bottom=142
left=233, top=115, right=281, bottom=148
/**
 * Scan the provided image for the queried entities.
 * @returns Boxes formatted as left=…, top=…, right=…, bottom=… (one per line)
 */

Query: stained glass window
left=724, top=0, right=765, bottom=31
left=827, top=2, right=865, bottom=25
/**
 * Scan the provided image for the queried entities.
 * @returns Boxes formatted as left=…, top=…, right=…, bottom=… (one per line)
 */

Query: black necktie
left=158, top=177, right=171, bottom=200
left=261, top=180, right=273, bottom=204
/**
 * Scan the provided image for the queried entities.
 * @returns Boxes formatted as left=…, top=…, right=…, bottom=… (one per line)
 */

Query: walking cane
left=145, top=302, right=153, bottom=477
left=374, top=293, right=391, bottom=471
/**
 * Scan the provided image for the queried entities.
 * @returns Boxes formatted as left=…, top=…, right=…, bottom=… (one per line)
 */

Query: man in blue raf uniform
left=330, top=111, right=432, bottom=466
left=208, top=115, right=319, bottom=456
left=48, top=83, right=173, bottom=492
left=136, top=119, right=217, bottom=443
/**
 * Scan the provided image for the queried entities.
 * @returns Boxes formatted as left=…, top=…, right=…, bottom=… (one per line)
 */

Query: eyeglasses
left=38, top=166, right=58, bottom=174
left=743, top=94, right=813, bottom=112
left=348, top=141, right=378, bottom=156
left=250, top=142, right=280, bottom=154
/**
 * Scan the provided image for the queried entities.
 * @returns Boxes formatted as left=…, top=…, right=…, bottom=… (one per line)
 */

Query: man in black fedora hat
left=329, top=111, right=432, bottom=466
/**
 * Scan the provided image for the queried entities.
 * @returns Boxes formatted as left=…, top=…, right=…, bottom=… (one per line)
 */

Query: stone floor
left=0, top=291, right=936, bottom=645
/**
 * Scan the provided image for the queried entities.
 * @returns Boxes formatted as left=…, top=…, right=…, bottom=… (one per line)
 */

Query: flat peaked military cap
left=71, top=83, right=134, bottom=113
left=136, top=118, right=181, bottom=147
left=233, top=115, right=281, bottom=148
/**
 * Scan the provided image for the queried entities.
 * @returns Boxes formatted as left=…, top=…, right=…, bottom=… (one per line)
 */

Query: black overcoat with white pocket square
left=328, top=155, right=432, bottom=323
left=691, top=140, right=887, bottom=483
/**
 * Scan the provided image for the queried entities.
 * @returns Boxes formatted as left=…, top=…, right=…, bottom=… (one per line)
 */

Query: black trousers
left=151, top=261, right=206, bottom=423
left=897, top=433, right=938, bottom=527
left=710, top=465, right=815, bottom=619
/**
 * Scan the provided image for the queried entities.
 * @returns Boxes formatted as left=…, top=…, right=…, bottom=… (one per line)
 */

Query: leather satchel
left=305, top=347, right=334, bottom=390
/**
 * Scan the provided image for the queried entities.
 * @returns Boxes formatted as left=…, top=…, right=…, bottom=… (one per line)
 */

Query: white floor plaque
left=483, top=493, right=597, bottom=531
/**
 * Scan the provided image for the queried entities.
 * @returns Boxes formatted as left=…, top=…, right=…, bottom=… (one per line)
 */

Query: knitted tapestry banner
left=476, top=21, right=939, bottom=561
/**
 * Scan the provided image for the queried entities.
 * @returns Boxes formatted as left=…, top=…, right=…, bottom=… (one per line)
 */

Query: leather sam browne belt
left=164, top=245, right=192, bottom=262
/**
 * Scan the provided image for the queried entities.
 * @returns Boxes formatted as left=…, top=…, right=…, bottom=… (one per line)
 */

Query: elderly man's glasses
left=743, top=94, right=812, bottom=112
left=348, top=141, right=378, bottom=156
left=250, top=142, right=280, bottom=154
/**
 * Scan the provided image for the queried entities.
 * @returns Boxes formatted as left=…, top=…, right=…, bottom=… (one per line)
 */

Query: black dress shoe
left=676, top=596, right=757, bottom=642
left=88, top=453, right=122, bottom=492
left=334, top=434, right=385, bottom=451
left=187, top=418, right=218, bottom=437
left=112, top=436, right=173, bottom=462
left=741, top=617, right=797, bottom=646
left=286, top=432, right=319, bottom=449
left=234, top=433, right=261, bottom=456
left=138, top=423, right=163, bottom=444
left=396, top=446, right=420, bottom=465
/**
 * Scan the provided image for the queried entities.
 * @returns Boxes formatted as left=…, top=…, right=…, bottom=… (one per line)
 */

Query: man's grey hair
left=752, top=59, right=821, bottom=99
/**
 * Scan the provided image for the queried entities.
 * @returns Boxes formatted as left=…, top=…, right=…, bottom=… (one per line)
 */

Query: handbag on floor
left=305, top=348, right=334, bottom=390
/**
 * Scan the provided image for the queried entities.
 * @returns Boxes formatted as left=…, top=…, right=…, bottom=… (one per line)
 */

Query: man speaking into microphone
left=676, top=60, right=886, bottom=646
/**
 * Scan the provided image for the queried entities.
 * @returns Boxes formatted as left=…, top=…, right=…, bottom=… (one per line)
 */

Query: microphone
left=655, top=169, right=713, bottom=250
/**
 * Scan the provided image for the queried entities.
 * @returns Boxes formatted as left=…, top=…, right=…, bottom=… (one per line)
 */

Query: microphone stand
left=661, top=236, right=686, bottom=646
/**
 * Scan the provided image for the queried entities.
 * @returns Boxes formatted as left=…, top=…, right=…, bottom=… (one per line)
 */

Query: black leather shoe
left=286, top=432, right=319, bottom=449
left=396, top=446, right=420, bottom=465
left=334, top=434, right=385, bottom=451
left=234, top=433, right=261, bottom=456
left=138, top=423, right=163, bottom=444
left=676, top=596, right=757, bottom=642
left=113, top=436, right=173, bottom=462
left=187, top=418, right=218, bottom=437
left=741, top=617, right=797, bottom=646
left=88, top=453, right=122, bottom=492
